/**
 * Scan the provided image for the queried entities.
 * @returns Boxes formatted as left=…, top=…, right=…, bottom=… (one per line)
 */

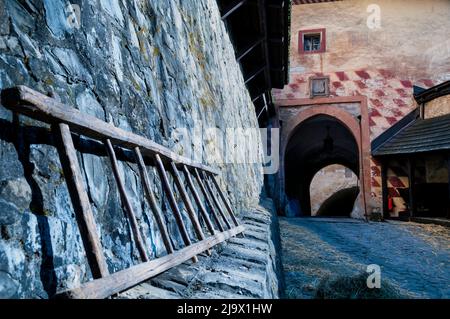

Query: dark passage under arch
left=284, top=114, right=360, bottom=216
left=316, top=186, right=360, bottom=217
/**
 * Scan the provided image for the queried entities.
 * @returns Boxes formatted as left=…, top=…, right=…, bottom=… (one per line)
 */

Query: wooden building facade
left=372, top=81, right=450, bottom=222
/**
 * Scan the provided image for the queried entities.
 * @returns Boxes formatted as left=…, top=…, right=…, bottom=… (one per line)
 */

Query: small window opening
left=304, top=33, right=321, bottom=52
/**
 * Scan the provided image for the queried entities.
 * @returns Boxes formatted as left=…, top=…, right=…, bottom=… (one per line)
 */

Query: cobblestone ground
left=280, top=217, right=450, bottom=299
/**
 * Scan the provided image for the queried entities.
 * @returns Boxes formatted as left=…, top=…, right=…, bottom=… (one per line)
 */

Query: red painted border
left=298, top=28, right=327, bottom=54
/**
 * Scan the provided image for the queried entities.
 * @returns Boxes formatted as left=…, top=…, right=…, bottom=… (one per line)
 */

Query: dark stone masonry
left=0, top=0, right=266, bottom=298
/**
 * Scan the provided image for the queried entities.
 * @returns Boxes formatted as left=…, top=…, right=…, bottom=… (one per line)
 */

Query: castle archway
left=279, top=102, right=370, bottom=218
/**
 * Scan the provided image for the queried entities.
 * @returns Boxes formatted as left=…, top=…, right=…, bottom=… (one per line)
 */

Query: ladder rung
left=134, top=147, right=174, bottom=254
left=193, top=168, right=226, bottom=232
left=208, top=174, right=240, bottom=227
left=182, top=165, right=216, bottom=235
left=154, top=154, right=198, bottom=263
left=170, top=162, right=211, bottom=256
left=105, top=139, right=149, bottom=262
left=201, top=171, right=233, bottom=229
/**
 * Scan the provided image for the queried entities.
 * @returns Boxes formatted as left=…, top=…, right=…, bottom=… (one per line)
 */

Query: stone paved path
left=115, top=199, right=282, bottom=299
left=280, top=217, right=450, bottom=299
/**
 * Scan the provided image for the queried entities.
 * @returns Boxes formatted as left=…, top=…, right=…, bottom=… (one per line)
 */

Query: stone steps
left=114, top=200, right=281, bottom=299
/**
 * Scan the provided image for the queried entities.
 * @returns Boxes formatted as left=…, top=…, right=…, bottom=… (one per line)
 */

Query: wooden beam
left=221, top=0, right=249, bottom=20
left=53, top=123, right=109, bottom=279
left=209, top=174, right=239, bottom=227
left=236, top=36, right=265, bottom=62
left=154, top=154, right=197, bottom=263
left=381, top=160, right=389, bottom=219
left=182, top=165, right=216, bottom=235
left=134, top=147, right=173, bottom=254
left=252, top=94, right=263, bottom=103
left=1, top=86, right=219, bottom=175
left=201, top=171, right=232, bottom=230
left=268, top=37, right=284, bottom=44
left=257, top=0, right=272, bottom=89
left=407, top=157, right=416, bottom=219
left=105, top=139, right=148, bottom=262
left=56, top=226, right=245, bottom=299
left=244, top=65, right=266, bottom=85
left=193, top=168, right=225, bottom=232
left=257, top=104, right=268, bottom=119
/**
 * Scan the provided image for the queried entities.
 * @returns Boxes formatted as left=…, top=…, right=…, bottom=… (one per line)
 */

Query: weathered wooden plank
left=208, top=174, right=240, bottom=227
left=1, top=86, right=219, bottom=175
left=201, top=171, right=232, bottom=230
left=134, top=147, right=173, bottom=254
left=105, top=139, right=148, bottom=262
left=169, top=162, right=205, bottom=241
left=53, top=123, right=109, bottom=279
left=182, top=165, right=216, bottom=235
left=221, top=0, right=249, bottom=20
left=193, top=168, right=225, bottom=232
left=154, top=154, right=198, bottom=263
left=55, top=225, right=245, bottom=299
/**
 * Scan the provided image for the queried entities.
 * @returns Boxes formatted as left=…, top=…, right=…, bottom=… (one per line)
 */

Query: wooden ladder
left=1, top=86, right=244, bottom=299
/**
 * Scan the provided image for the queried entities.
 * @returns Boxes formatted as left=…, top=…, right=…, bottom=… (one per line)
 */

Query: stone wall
left=424, top=95, right=450, bottom=119
left=0, top=0, right=264, bottom=298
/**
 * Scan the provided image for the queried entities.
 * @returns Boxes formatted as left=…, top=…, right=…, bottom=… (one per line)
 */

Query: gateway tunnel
left=284, top=114, right=360, bottom=217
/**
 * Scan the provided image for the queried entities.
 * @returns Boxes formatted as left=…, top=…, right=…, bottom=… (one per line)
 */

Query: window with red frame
left=299, top=28, right=326, bottom=54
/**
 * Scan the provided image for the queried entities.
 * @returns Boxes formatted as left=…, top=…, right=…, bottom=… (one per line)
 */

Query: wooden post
left=53, top=123, right=109, bottom=279
left=105, top=139, right=148, bottom=262
left=407, top=157, right=416, bottom=219
left=154, top=154, right=197, bottom=263
left=193, top=168, right=225, bottom=232
left=134, top=147, right=173, bottom=254
left=201, top=171, right=232, bottom=230
left=208, top=174, right=239, bottom=227
left=182, top=165, right=216, bottom=235
left=381, top=159, right=389, bottom=219
left=447, top=153, right=450, bottom=219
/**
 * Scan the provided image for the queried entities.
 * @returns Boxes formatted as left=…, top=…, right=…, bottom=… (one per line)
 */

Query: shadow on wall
left=3, top=115, right=57, bottom=297
left=316, top=186, right=360, bottom=217
left=0, top=116, right=140, bottom=297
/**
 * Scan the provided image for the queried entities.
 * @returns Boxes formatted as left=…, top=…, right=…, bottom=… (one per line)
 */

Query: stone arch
left=279, top=101, right=370, bottom=218
left=309, top=164, right=359, bottom=216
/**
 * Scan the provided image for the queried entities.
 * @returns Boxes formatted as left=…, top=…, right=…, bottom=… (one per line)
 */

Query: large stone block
left=0, top=177, right=32, bottom=213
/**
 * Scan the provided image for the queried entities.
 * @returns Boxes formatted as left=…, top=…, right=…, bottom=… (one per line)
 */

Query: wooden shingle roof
left=372, top=81, right=450, bottom=156
left=372, top=113, right=450, bottom=156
